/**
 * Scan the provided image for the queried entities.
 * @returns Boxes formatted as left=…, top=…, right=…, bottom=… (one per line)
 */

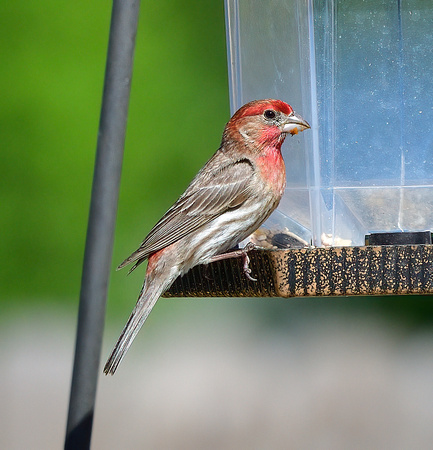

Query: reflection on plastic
left=225, top=0, right=433, bottom=247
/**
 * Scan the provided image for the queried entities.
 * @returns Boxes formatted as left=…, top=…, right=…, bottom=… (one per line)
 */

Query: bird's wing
left=117, top=154, right=255, bottom=272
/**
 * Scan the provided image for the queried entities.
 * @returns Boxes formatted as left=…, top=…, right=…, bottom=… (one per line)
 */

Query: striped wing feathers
left=117, top=155, right=255, bottom=272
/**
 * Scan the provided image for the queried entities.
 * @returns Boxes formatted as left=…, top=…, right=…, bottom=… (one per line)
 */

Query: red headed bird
left=104, top=99, right=310, bottom=374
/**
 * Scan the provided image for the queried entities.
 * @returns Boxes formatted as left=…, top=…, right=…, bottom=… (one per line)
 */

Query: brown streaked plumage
left=104, top=99, right=310, bottom=375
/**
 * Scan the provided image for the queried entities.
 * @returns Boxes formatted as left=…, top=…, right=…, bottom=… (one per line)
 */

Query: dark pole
left=65, top=0, right=140, bottom=448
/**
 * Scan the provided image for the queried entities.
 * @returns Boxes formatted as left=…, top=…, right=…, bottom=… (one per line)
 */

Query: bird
left=104, top=99, right=310, bottom=374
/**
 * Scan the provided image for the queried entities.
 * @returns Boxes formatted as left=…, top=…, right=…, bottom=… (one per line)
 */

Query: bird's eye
left=264, top=110, right=276, bottom=119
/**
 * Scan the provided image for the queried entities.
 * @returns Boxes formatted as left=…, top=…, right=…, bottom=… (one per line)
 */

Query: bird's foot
left=241, top=243, right=257, bottom=282
left=208, top=242, right=257, bottom=282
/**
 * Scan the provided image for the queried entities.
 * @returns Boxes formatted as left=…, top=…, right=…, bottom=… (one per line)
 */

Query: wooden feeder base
left=163, top=245, right=433, bottom=298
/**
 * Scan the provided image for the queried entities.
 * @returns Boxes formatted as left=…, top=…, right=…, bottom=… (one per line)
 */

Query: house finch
left=104, top=99, right=310, bottom=374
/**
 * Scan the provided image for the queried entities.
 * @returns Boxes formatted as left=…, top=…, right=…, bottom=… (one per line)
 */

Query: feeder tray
left=164, top=244, right=433, bottom=298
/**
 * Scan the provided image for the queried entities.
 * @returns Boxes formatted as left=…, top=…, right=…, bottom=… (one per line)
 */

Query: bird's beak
left=282, top=113, right=311, bottom=136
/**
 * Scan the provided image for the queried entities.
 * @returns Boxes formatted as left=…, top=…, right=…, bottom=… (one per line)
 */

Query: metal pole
left=65, top=1, right=140, bottom=448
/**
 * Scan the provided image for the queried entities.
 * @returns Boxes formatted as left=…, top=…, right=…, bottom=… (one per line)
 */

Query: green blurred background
left=1, top=0, right=229, bottom=310
left=2, top=0, right=432, bottom=325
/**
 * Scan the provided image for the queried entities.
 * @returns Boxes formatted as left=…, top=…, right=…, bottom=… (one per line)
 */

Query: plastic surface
left=225, top=0, right=433, bottom=247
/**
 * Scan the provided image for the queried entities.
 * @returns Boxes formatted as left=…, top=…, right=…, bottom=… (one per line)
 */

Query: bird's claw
left=241, top=243, right=257, bottom=282
left=207, top=242, right=257, bottom=281
left=244, top=266, right=257, bottom=282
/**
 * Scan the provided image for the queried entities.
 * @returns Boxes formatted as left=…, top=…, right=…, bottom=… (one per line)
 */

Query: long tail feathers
left=104, top=281, right=166, bottom=375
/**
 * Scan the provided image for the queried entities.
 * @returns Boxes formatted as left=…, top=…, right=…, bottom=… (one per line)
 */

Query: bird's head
left=224, top=99, right=310, bottom=152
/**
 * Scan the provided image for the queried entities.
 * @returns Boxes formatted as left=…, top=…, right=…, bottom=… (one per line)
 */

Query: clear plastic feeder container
left=225, top=0, right=433, bottom=248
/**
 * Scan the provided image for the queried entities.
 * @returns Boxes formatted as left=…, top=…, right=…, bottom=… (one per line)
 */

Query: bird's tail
left=103, top=277, right=169, bottom=375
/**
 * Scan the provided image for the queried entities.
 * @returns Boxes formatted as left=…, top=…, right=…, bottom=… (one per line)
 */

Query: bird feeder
left=166, top=0, right=433, bottom=298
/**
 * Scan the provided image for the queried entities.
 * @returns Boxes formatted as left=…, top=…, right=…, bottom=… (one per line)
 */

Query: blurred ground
left=2, top=301, right=433, bottom=450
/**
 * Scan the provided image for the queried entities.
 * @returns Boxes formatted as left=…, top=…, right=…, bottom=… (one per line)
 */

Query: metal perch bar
left=164, top=245, right=433, bottom=298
